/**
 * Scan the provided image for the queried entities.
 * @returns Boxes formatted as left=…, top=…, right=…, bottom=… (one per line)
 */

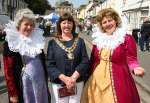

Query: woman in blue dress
left=4, top=8, right=49, bottom=103
left=47, top=12, right=89, bottom=103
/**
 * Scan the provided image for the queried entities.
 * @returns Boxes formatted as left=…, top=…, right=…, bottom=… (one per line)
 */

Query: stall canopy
left=44, top=12, right=59, bottom=23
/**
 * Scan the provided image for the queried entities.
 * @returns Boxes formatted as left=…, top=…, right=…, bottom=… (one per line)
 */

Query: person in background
left=81, top=8, right=145, bottom=103
left=3, top=8, right=50, bottom=103
left=132, top=28, right=140, bottom=44
left=0, top=24, right=6, bottom=71
left=0, top=24, right=6, bottom=41
left=86, top=18, right=92, bottom=35
left=91, top=16, right=97, bottom=33
left=38, top=17, right=45, bottom=30
left=44, top=20, right=51, bottom=36
left=75, top=20, right=80, bottom=35
left=140, top=17, right=150, bottom=51
left=47, top=12, right=89, bottom=103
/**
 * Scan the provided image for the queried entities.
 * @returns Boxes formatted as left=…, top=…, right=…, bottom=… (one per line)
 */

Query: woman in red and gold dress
left=81, top=8, right=145, bottom=103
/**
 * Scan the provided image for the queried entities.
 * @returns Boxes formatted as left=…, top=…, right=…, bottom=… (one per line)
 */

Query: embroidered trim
left=55, top=38, right=78, bottom=60
left=109, top=62, right=118, bottom=103
left=4, top=21, right=45, bottom=57
left=92, top=27, right=126, bottom=50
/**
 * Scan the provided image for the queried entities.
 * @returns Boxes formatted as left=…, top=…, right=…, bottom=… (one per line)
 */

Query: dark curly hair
left=56, top=12, right=77, bottom=38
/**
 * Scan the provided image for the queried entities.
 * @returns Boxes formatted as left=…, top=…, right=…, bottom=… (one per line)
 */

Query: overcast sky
left=48, top=0, right=88, bottom=8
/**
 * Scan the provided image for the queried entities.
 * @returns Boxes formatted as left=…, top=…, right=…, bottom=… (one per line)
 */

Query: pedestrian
left=0, top=24, right=5, bottom=71
left=140, top=17, right=150, bottom=51
left=86, top=18, right=92, bottom=35
left=47, top=12, right=89, bottom=103
left=0, top=24, right=6, bottom=41
left=3, top=8, right=50, bottom=103
left=38, top=17, right=45, bottom=30
left=44, top=20, right=51, bottom=36
left=132, top=28, right=140, bottom=44
left=81, top=8, right=145, bottom=103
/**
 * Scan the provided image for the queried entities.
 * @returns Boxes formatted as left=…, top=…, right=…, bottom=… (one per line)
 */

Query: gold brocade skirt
left=81, top=49, right=115, bottom=103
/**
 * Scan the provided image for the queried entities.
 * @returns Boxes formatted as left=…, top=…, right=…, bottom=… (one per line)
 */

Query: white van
left=0, top=14, right=10, bottom=26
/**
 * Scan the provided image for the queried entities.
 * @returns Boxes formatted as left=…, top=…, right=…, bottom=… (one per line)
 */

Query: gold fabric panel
left=81, top=49, right=115, bottom=103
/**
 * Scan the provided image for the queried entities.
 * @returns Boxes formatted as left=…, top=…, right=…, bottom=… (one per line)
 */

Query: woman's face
left=60, top=20, right=73, bottom=35
left=101, top=17, right=117, bottom=35
left=18, top=18, right=34, bottom=37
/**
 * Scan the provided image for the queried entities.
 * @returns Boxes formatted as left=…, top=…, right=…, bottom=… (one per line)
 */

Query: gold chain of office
left=55, top=38, right=78, bottom=60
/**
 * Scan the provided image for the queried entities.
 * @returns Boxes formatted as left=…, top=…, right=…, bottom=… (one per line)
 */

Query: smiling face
left=96, top=8, right=122, bottom=35
left=60, top=20, right=73, bottom=35
left=101, top=16, right=117, bottom=35
left=18, top=18, right=34, bottom=37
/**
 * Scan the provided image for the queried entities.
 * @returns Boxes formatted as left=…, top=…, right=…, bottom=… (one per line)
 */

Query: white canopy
left=43, top=13, right=59, bottom=20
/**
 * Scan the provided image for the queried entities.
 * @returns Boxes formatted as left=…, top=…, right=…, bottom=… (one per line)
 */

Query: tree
left=24, top=0, right=52, bottom=15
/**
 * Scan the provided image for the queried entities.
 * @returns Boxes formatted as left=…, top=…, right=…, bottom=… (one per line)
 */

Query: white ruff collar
left=92, top=27, right=126, bottom=50
left=4, top=21, right=45, bottom=57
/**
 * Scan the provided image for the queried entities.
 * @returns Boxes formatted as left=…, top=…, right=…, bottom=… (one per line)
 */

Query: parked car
left=0, top=14, right=10, bottom=26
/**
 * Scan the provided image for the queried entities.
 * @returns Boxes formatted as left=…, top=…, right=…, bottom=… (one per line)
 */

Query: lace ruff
left=92, top=27, right=127, bottom=50
left=4, top=21, right=45, bottom=57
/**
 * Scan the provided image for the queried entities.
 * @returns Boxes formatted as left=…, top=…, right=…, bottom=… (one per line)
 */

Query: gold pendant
left=67, top=53, right=74, bottom=60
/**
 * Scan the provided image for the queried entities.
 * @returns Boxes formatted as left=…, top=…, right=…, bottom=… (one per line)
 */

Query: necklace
left=55, top=38, right=78, bottom=60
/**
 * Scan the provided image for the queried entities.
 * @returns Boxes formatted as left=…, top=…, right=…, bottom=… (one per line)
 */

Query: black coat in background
left=140, top=20, right=150, bottom=36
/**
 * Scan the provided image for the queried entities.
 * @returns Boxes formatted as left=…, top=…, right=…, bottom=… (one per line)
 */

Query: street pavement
left=0, top=34, right=150, bottom=103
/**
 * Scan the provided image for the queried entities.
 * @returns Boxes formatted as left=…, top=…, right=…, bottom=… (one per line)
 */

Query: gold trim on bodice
left=94, top=48, right=111, bottom=91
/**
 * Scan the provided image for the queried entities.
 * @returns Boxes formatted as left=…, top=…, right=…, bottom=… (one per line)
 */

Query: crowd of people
left=0, top=7, right=146, bottom=103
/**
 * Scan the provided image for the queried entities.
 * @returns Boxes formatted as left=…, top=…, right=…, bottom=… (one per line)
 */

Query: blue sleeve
left=75, top=38, right=89, bottom=77
left=47, top=40, right=61, bottom=81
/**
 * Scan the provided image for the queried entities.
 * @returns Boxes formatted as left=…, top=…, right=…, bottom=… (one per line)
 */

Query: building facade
left=55, top=1, right=73, bottom=16
left=122, top=0, right=150, bottom=30
left=77, top=5, right=86, bottom=19
left=0, top=0, right=27, bottom=19
left=77, top=0, right=150, bottom=32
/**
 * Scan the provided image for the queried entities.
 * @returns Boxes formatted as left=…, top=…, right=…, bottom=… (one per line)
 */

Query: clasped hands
left=59, top=71, right=79, bottom=90
left=63, top=76, right=76, bottom=89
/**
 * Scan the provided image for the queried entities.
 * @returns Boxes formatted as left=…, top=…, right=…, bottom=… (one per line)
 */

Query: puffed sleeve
left=89, top=45, right=100, bottom=72
left=125, top=34, right=140, bottom=70
left=3, top=43, right=19, bottom=97
left=47, top=40, right=61, bottom=81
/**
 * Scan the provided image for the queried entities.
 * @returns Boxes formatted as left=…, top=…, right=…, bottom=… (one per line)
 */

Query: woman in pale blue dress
left=4, top=8, right=49, bottom=103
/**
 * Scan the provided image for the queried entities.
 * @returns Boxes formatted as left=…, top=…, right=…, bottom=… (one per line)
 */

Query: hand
left=71, top=71, right=80, bottom=82
left=10, top=96, right=18, bottom=103
left=67, top=71, right=80, bottom=89
left=133, top=67, right=145, bottom=77
left=59, top=74, right=75, bottom=89
left=64, top=76, right=75, bottom=89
